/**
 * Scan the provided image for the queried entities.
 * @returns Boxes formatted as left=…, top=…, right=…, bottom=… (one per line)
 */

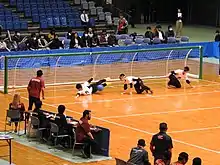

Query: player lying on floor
left=167, top=66, right=196, bottom=88
left=75, top=78, right=107, bottom=98
left=119, top=74, right=153, bottom=95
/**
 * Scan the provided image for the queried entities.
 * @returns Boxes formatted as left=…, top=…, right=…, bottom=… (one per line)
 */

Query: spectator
left=88, top=29, right=99, bottom=47
left=38, top=34, right=50, bottom=50
left=99, top=30, right=108, bottom=46
left=214, top=30, right=220, bottom=42
left=26, top=33, right=38, bottom=50
left=117, top=14, right=128, bottom=34
left=154, top=25, right=165, bottom=42
left=176, top=9, right=183, bottom=38
left=0, top=37, right=10, bottom=52
left=49, top=35, right=63, bottom=49
left=76, top=110, right=98, bottom=158
left=9, top=94, right=25, bottom=133
left=170, top=152, right=189, bottom=165
left=13, top=31, right=27, bottom=51
left=13, top=31, right=23, bottom=44
left=127, top=139, right=151, bottom=165
left=81, top=31, right=90, bottom=47
left=80, top=10, right=89, bottom=27
left=192, top=157, right=202, bottom=165
left=66, top=29, right=73, bottom=39
left=0, top=25, right=2, bottom=36
left=150, top=122, right=173, bottom=165
left=145, top=26, right=153, bottom=40
left=165, top=25, right=175, bottom=38
left=70, top=32, right=82, bottom=48
left=108, top=31, right=118, bottom=46
left=48, top=29, right=56, bottom=41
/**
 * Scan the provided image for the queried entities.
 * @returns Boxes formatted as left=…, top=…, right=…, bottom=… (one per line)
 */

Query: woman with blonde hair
left=9, top=94, right=25, bottom=133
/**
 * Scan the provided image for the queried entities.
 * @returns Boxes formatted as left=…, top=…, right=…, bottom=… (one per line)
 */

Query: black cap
left=159, top=122, right=168, bottom=131
left=137, top=139, right=146, bottom=147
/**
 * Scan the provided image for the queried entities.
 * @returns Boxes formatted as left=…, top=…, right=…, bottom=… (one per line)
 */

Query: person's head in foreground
left=119, top=73, right=126, bottom=81
left=177, top=152, right=189, bottom=165
left=183, top=66, right=190, bottom=73
left=137, top=139, right=146, bottom=148
left=76, top=83, right=83, bottom=91
left=58, top=105, right=65, bottom=115
left=159, top=122, right=168, bottom=133
left=37, top=70, right=43, bottom=77
left=35, top=100, right=42, bottom=109
left=192, top=157, right=202, bottom=165
left=83, top=110, right=91, bottom=120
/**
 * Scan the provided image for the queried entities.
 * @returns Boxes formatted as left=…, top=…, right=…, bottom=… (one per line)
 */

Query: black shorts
left=133, top=78, right=150, bottom=94
left=168, top=73, right=181, bottom=88
left=89, top=79, right=107, bottom=94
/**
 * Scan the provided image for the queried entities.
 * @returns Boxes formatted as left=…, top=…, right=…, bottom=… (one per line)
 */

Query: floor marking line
left=13, top=94, right=220, bottom=154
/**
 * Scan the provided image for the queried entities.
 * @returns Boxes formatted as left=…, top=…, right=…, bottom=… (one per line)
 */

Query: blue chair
left=68, top=20, right=75, bottom=27
left=40, top=20, right=47, bottom=29
left=20, top=21, right=28, bottom=29
left=60, top=16, right=67, bottom=27
left=40, top=15, right=46, bottom=20
left=25, top=9, right=31, bottom=17
left=10, top=0, right=16, bottom=6
left=5, top=10, right=12, bottom=16
left=6, top=16, right=13, bottom=21
left=0, top=16, right=5, bottom=21
left=152, top=38, right=161, bottom=44
left=6, top=21, right=13, bottom=30
left=167, top=37, right=176, bottom=43
left=180, top=36, right=189, bottom=43
left=53, top=17, right=60, bottom=27
left=135, top=38, right=144, bottom=44
left=13, top=16, right=20, bottom=21
left=32, top=14, right=39, bottom=22
left=17, top=4, right=24, bottom=12
left=75, top=20, right=82, bottom=27
left=13, top=21, right=20, bottom=30
left=47, top=17, right=53, bottom=27
left=143, top=38, right=151, bottom=44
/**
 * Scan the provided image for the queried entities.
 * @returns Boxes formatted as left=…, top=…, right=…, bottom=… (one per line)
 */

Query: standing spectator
left=170, top=152, right=189, bottom=165
left=76, top=110, right=99, bottom=158
left=9, top=94, right=25, bottom=133
left=70, top=32, right=82, bottom=48
left=176, top=9, right=183, bottom=38
left=27, top=70, right=45, bottom=111
left=192, top=157, right=202, bottom=165
left=80, top=10, right=89, bottom=27
left=108, top=31, right=118, bottom=46
left=127, top=139, right=151, bottom=165
left=117, top=14, right=128, bottom=34
left=214, top=30, right=220, bottom=41
left=154, top=25, right=165, bottom=42
left=145, top=26, right=153, bottom=40
left=49, top=35, right=63, bottom=49
left=150, top=123, right=173, bottom=165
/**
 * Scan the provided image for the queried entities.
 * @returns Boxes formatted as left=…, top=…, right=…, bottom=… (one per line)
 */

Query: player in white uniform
left=75, top=78, right=107, bottom=98
left=167, top=66, right=192, bottom=88
left=119, top=74, right=153, bottom=94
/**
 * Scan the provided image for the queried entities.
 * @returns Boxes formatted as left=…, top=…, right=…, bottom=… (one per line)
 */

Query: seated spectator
left=76, top=110, right=98, bottom=158
left=13, top=31, right=23, bottom=44
left=154, top=25, right=165, bottom=42
left=80, top=10, right=89, bottom=27
left=145, top=26, right=154, bottom=40
left=66, top=29, right=73, bottom=39
left=99, top=30, right=108, bottom=46
left=48, top=29, right=56, bottom=41
left=0, top=37, right=10, bottom=52
left=81, top=30, right=90, bottom=48
left=9, top=94, right=25, bottom=133
left=26, top=33, right=38, bottom=50
left=192, top=157, right=202, bottom=165
left=88, top=29, right=100, bottom=47
left=117, top=14, right=128, bottom=34
left=88, top=28, right=94, bottom=38
left=170, top=152, right=189, bottom=165
left=70, top=32, right=82, bottom=48
left=108, top=32, right=118, bottom=46
left=215, top=30, right=220, bottom=41
left=127, top=139, right=151, bottom=165
left=165, top=25, right=175, bottom=39
left=38, top=34, right=50, bottom=50
left=49, top=35, right=63, bottom=49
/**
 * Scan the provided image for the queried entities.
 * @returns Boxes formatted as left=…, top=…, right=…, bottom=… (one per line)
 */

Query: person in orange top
left=170, top=152, right=189, bottom=165
left=9, top=94, right=25, bottom=133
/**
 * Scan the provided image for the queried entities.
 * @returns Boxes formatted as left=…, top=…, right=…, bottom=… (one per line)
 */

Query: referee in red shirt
left=27, top=70, right=45, bottom=111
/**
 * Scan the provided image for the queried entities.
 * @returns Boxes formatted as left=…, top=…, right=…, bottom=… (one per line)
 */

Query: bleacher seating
left=0, top=3, right=28, bottom=30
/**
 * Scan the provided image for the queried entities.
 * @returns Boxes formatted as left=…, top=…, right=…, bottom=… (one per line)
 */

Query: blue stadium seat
left=60, top=16, right=67, bottom=27
left=0, top=16, right=4, bottom=21
left=5, top=10, right=12, bottom=16
left=20, top=21, right=28, bottom=29
left=13, top=16, right=20, bottom=21
left=40, top=15, right=47, bottom=20
left=40, top=20, right=48, bottom=28
left=75, top=20, right=82, bottom=27
left=32, top=14, right=39, bottom=22
left=6, top=16, right=12, bottom=21
left=6, top=21, right=13, bottom=30
left=53, top=17, right=60, bottom=27
left=0, top=21, right=5, bottom=29
left=68, top=19, right=75, bottom=27
left=24, top=9, right=31, bottom=17
left=13, top=21, right=20, bottom=30
left=10, top=0, right=16, bottom=6
left=47, top=17, right=53, bottom=27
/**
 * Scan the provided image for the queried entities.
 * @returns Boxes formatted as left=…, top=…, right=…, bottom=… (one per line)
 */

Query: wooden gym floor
left=1, top=77, right=220, bottom=165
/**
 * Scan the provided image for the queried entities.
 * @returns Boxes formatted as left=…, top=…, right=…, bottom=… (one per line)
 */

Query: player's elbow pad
left=124, top=84, right=128, bottom=90
left=186, top=80, right=190, bottom=84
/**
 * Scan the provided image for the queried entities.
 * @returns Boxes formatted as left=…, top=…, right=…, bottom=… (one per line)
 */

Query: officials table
left=0, top=134, right=13, bottom=164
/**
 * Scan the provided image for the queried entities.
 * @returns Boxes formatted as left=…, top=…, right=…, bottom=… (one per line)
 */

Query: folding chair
left=5, top=109, right=21, bottom=135
left=72, top=128, right=84, bottom=155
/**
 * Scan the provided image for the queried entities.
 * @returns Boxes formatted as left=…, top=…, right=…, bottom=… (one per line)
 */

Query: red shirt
left=28, top=77, right=45, bottom=98
left=76, top=117, right=91, bottom=142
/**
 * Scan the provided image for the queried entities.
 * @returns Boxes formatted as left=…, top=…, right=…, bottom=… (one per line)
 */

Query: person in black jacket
left=215, top=30, right=220, bottom=41
left=49, top=35, right=63, bottom=49
left=165, top=25, right=175, bottom=42
left=145, top=26, right=153, bottom=40
left=81, top=31, right=90, bottom=48
left=154, top=25, right=165, bottom=42
left=108, top=32, right=118, bottom=46
left=70, top=32, right=82, bottom=48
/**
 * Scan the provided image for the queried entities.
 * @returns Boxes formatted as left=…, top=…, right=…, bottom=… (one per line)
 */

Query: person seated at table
left=9, top=94, right=26, bottom=133
left=76, top=110, right=99, bottom=158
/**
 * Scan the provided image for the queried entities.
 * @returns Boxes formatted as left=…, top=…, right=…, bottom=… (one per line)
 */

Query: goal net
left=0, top=46, right=203, bottom=94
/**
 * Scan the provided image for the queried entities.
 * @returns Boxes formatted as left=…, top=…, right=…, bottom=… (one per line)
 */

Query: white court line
left=168, top=126, right=220, bottom=134
left=10, top=94, right=220, bottom=154
left=100, top=106, right=220, bottom=119
left=53, top=90, right=220, bottom=105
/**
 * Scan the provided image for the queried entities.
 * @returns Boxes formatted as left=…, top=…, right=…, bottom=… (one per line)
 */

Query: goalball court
left=0, top=45, right=220, bottom=164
